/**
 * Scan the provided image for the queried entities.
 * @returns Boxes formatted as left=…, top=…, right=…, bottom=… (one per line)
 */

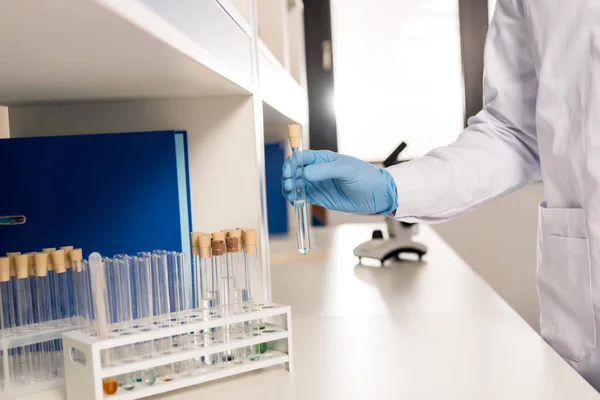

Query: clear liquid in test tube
left=288, top=124, right=311, bottom=255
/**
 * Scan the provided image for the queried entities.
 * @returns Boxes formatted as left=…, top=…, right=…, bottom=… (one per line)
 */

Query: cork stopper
left=211, top=232, right=226, bottom=256
left=243, top=229, right=257, bottom=255
left=226, top=230, right=242, bottom=253
left=26, top=253, right=35, bottom=276
left=52, top=250, right=67, bottom=273
left=288, top=124, right=302, bottom=148
left=42, top=248, right=55, bottom=270
left=0, top=257, right=10, bottom=282
left=61, top=246, right=74, bottom=267
left=70, top=249, right=83, bottom=262
left=199, top=234, right=212, bottom=258
left=16, top=254, right=28, bottom=278
left=191, top=232, right=201, bottom=256
left=6, top=252, right=20, bottom=277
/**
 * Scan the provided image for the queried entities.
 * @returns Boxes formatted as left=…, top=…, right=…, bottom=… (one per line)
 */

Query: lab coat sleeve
left=386, top=0, right=540, bottom=224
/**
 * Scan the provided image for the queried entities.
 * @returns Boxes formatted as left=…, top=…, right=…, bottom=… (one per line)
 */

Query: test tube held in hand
left=288, top=124, right=311, bottom=255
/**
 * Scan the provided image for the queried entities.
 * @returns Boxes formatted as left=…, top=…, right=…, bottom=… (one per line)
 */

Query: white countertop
left=18, top=224, right=600, bottom=399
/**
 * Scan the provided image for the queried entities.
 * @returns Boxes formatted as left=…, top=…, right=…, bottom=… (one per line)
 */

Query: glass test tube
left=89, top=253, right=118, bottom=395
left=60, top=246, right=75, bottom=321
left=241, top=229, right=261, bottom=361
left=225, top=230, right=246, bottom=364
left=70, top=249, right=88, bottom=331
left=41, top=249, right=57, bottom=323
left=6, top=253, right=20, bottom=333
left=34, top=253, right=56, bottom=379
left=212, top=232, right=231, bottom=366
left=14, top=255, right=34, bottom=384
left=26, top=254, right=43, bottom=380
left=199, top=234, right=219, bottom=367
left=113, top=255, right=135, bottom=391
left=151, top=251, right=174, bottom=381
left=134, top=254, right=156, bottom=386
left=189, top=234, right=204, bottom=370
left=51, top=251, right=71, bottom=377
left=288, top=124, right=311, bottom=255
left=0, top=257, right=16, bottom=385
left=51, top=251, right=71, bottom=324
left=169, top=251, right=192, bottom=376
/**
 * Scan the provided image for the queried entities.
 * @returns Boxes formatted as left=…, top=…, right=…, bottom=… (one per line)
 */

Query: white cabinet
left=0, top=0, right=308, bottom=302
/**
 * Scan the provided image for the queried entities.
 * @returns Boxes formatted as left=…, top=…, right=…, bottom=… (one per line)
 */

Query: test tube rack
left=63, top=305, right=293, bottom=400
left=0, top=319, right=81, bottom=399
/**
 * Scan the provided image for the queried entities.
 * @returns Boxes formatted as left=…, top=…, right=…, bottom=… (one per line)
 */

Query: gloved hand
left=281, top=150, right=398, bottom=214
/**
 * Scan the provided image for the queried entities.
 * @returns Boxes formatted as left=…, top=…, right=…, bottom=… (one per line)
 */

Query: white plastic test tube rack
left=0, top=320, right=80, bottom=399
left=62, top=305, right=293, bottom=400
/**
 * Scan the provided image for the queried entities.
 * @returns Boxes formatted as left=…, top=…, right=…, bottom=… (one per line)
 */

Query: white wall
left=0, top=106, right=8, bottom=138
left=330, top=0, right=464, bottom=161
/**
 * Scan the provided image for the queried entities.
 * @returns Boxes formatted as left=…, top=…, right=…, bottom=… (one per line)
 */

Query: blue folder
left=0, top=130, right=192, bottom=259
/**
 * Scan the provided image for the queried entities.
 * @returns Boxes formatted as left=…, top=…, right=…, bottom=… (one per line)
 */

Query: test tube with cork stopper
left=288, top=124, right=311, bottom=255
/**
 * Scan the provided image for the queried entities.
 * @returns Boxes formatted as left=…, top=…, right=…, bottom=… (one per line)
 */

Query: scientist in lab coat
left=282, top=0, right=600, bottom=390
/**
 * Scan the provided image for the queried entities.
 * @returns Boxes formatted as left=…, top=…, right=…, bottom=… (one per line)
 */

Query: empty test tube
left=151, top=251, right=174, bottom=381
left=34, top=253, right=56, bottom=379
left=7, top=253, right=20, bottom=326
left=133, top=254, right=156, bottom=385
left=113, top=255, right=135, bottom=390
left=0, top=257, right=16, bottom=384
left=225, top=230, right=246, bottom=364
left=199, top=234, right=219, bottom=366
left=288, top=124, right=311, bottom=255
left=211, top=232, right=228, bottom=317
left=14, top=255, right=34, bottom=384
left=51, top=251, right=71, bottom=324
left=60, top=246, right=75, bottom=320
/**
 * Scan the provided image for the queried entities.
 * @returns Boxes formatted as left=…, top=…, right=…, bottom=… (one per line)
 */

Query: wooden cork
left=7, top=252, right=20, bottom=277
left=226, top=230, right=242, bottom=253
left=211, top=232, right=226, bottom=256
left=35, top=252, right=49, bottom=277
left=16, top=254, right=28, bottom=278
left=42, top=248, right=55, bottom=270
left=191, top=232, right=201, bottom=256
left=70, top=249, right=83, bottom=262
left=199, top=234, right=212, bottom=258
left=61, top=246, right=74, bottom=267
left=0, top=257, right=10, bottom=282
left=288, top=124, right=302, bottom=148
left=25, top=253, right=35, bottom=276
left=52, top=250, right=67, bottom=273
left=243, top=229, right=257, bottom=255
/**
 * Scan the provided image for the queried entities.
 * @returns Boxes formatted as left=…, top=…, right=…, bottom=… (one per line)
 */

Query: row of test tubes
left=0, top=247, right=84, bottom=389
left=80, top=228, right=267, bottom=396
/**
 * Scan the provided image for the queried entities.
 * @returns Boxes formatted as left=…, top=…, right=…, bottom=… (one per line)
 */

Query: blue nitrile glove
left=281, top=150, right=398, bottom=214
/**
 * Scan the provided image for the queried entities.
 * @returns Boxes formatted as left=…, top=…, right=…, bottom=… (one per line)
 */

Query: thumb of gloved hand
left=281, top=150, right=398, bottom=214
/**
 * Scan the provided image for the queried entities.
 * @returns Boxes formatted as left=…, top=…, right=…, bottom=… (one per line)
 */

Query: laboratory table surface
left=19, top=223, right=600, bottom=399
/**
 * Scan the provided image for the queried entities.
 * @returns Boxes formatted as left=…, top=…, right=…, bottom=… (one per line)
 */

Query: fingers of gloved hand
left=281, top=156, right=296, bottom=179
left=282, top=177, right=294, bottom=193
left=303, top=160, right=347, bottom=182
left=301, top=149, right=338, bottom=166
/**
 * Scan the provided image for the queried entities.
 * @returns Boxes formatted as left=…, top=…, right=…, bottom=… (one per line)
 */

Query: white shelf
left=0, top=0, right=253, bottom=104
left=100, top=326, right=288, bottom=378
left=258, top=41, right=308, bottom=125
left=108, top=350, right=289, bottom=400
left=63, top=305, right=293, bottom=400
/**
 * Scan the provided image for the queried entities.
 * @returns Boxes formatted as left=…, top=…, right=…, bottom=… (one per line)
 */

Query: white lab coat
left=387, top=0, right=600, bottom=389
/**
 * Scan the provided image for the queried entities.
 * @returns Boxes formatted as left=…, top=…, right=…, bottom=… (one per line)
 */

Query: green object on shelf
left=260, top=342, right=268, bottom=353
left=259, top=324, right=268, bottom=353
